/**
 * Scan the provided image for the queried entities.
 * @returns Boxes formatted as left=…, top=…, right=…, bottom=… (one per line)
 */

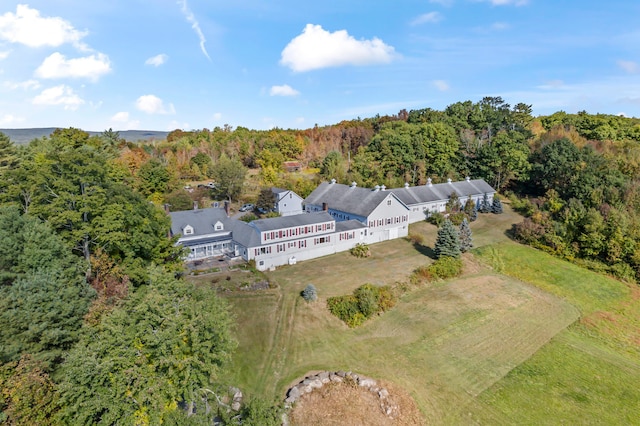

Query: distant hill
left=0, top=128, right=169, bottom=145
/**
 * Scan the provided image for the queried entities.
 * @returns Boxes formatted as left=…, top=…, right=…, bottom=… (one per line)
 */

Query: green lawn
left=220, top=207, right=640, bottom=424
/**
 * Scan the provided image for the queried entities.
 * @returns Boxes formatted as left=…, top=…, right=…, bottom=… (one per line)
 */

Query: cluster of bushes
left=350, top=243, right=371, bottom=258
left=327, top=284, right=395, bottom=328
left=414, top=256, right=463, bottom=282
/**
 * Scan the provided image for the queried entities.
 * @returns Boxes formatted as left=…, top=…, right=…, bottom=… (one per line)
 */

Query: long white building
left=169, top=178, right=495, bottom=271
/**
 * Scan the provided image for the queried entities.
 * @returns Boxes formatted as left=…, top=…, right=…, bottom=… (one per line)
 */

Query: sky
left=0, top=0, right=639, bottom=132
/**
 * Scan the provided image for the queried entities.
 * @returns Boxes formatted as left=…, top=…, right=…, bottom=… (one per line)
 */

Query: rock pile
left=283, top=371, right=399, bottom=420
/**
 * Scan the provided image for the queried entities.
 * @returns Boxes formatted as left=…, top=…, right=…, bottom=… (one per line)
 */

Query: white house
left=304, top=179, right=411, bottom=243
left=169, top=207, right=237, bottom=260
left=168, top=177, right=495, bottom=271
left=231, top=211, right=368, bottom=271
left=389, top=177, right=496, bottom=223
left=271, top=187, right=304, bottom=216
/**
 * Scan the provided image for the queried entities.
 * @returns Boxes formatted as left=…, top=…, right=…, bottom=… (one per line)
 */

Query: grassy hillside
left=214, top=207, right=640, bottom=424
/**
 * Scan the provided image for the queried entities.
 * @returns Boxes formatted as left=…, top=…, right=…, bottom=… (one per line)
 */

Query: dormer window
left=183, top=225, right=194, bottom=235
left=214, top=221, right=224, bottom=231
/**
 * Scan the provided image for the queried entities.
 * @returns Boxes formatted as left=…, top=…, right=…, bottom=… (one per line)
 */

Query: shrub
left=350, top=243, right=370, bottom=258
left=376, top=286, right=397, bottom=312
left=354, top=284, right=379, bottom=318
left=407, top=233, right=424, bottom=246
left=448, top=211, right=467, bottom=226
left=426, top=256, right=463, bottom=280
left=327, top=295, right=359, bottom=324
left=301, top=284, right=318, bottom=302
left=327, top=284, right=396, bottom=327
left=240, top=213, right=258, bottom=223
left=427, top=212, right=445, bottom=227
left=345, top=312, right=367, bottom=328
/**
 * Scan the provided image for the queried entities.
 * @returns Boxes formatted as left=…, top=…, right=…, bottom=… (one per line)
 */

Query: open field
left=474, top=242, right=640, bottom=423
left=222, top=207, right=640, bottom=423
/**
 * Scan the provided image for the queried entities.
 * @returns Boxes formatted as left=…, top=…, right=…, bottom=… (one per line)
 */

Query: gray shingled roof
left=169, top=208, right=230, bottom=237
left=304, top=182, right=406, bottom=217
left=336, top=219, right=367, bottom=232
left=229, top=220, right=261, bottom=248
left=249, top=211, right=333, bottom=232
left=389, top=179, right=495, bottom=206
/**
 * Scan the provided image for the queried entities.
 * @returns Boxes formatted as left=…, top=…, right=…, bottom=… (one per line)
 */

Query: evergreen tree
left=464, top=198, right=478, bottom=221
left=470, top=204, right=478, bottom=222
left=492, top=197, right=503, bottom=214
left=434, top=219, right=461, bottom=259
left=459, top=218, right=473, bottom=252
left=0, top=207, right=94, bottom=368
left=57, top=269, right=237, bottom=425
left=480, top=193, right=491, bottom=213
left=301, top=284, right=318, bottom=302
left=0, top=132, right=18, bottom=173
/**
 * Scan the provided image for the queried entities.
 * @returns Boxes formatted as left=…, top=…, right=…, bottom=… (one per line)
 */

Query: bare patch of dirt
left=288, top=380, right=424, bottom=426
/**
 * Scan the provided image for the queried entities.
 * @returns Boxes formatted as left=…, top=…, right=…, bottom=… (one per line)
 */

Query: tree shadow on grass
left=413, top=243, right=436, bottom=260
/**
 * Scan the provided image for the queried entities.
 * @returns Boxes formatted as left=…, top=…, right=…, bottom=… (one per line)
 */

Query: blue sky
left=0, top=0, right=639, bottom=131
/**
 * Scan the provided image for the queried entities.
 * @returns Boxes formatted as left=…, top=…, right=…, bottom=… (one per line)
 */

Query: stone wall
left=283, top=371, right=400, bottom=423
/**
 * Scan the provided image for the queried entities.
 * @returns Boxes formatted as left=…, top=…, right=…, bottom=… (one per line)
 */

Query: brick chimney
left=322, top=202, right=328, bottom=211
left=224, top=200, right=230, bottom=216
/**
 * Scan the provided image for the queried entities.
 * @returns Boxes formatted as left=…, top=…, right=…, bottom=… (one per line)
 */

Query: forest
left=1, top=97, right=640, bottom=424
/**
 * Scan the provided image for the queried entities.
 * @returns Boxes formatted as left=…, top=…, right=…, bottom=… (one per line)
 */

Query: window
left=387, top=199, right=392, bottom=206
left=214, top=221, right=224, bottom=231
left=183, top=225, right=194, bottom=235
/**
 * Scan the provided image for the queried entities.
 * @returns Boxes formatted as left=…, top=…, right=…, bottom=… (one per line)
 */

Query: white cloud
left=280, top=24, right=396, bottom=72
left=110, top=111, right=140, bottom=130
left=145, top=54, right=168, bottom=67
left=295, top=117, right=305, bottom=124
left=0, top=113, right=25, bottom=126
left=410, top=12, right=443, bottom=25
left=433, top=80, right=450, bottom=91
left=35, top=52, right=111, bottom=82
left=212, top=112, right=222, bottom=121
left=177, top=0, right=210, bottom=61
left=618, top=60, right=639, bottom=74
left=0, top=50, right=10, bottom=60
left=135, top=94, right=175, bottom=114
left=32, top=85, right=84, bottom=110
left=269, top=84, right=300, bottom=97
left=5, top=79, right=40, bottom=90
left=167, top=120, right=190, bottom=130
left=0, top=4, right=87, bottom=49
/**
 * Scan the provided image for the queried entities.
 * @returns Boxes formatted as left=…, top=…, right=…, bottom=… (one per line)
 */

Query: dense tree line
left=0, top=130, right=251, bottom=424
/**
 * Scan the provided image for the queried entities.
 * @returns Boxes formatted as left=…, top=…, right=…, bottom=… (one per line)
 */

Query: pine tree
left=480, top=193, right=491, bottom=213
left=434, top=219, right=461, bottom=259
left=492, top=197, right=503, bottom=214
left=0, top=132, right=18, bottom=173
left=459, top=218, right=473, bottom=252
left=470, top=205, right=478, bottom=222
left=464, top=198, right=478, bottom=222
left=301, top=284, right=318, bottom=302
